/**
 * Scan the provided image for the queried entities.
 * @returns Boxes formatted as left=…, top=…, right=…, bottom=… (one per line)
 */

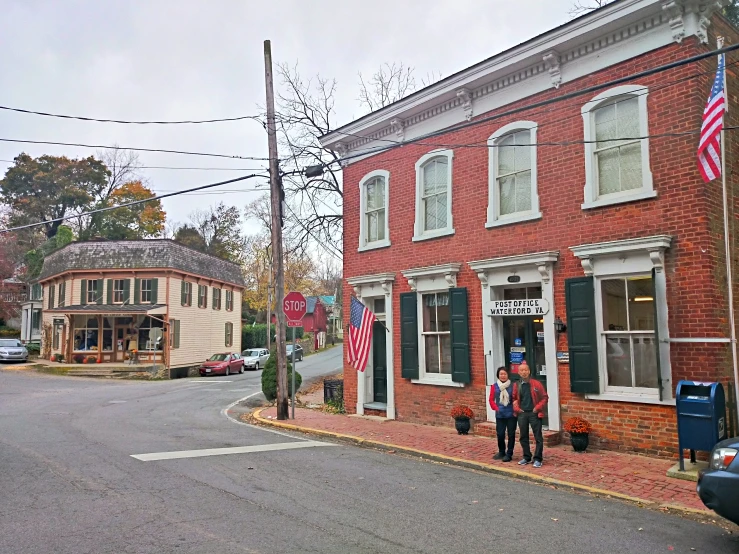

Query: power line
left=331, top=42, right=739, bottom=165
left=284, top=203, right=342, bottom=261
left=0, top=104, right=263, bottom=125
left=0, top=159, right=268, bottom=172
left=0, top=173, right=266, bottom=234
left=0, top=138, right=271, bottom=161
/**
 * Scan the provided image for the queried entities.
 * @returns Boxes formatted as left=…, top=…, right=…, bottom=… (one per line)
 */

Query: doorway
left=372, top=320, right=387, bottom=403
left=503, top=316, right=548, bottom=426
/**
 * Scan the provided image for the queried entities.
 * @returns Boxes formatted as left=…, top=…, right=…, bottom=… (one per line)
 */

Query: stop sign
left=284, top=291, right=307, bottom=322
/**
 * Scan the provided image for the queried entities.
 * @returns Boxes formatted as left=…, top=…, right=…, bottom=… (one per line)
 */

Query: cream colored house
left=38, top=240, right=244, bottom=374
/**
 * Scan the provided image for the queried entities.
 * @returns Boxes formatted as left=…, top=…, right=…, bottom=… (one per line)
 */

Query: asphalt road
left=0, top=351, right=737, bottom=554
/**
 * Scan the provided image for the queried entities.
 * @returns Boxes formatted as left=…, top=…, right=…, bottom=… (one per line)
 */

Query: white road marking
left=108, top=400, right=127, bottom=404
left=185, top=380, right=233, bottom=384
left=131, top=440, right=336, bottom=461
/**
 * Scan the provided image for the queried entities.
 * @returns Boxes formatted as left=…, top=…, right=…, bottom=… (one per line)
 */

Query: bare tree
left=569, top=0, right=614, bottom=17
left=358, top=62, right=417, bottom=112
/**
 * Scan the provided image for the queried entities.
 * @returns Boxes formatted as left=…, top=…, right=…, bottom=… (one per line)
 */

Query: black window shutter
left=107, top=279, right=113, bottom=304
left=96, top=279, right=103, bottom=304
left=181, top=281, right=187, bottom=306
left=213, top=288, right=217, bottom=310
left=449, top=287, right=471, bottom=384
left=123, top=279, right=131, bottom=305
left=134, top=279, right=141, bottom=304
left=174, top=320, right=180, bottom=349
left=151, top=279, right=158, bottom=304
left=565, top=276, right=600, bottom=394
left=652, top=268, right=664, bottom=400
left=400, top=292, right=419, bottom=379
left=80, top=279, right=88, bottom=305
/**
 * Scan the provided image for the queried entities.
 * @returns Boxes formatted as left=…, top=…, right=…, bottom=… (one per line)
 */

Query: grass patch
left=36, top=365, right=73, bottom=376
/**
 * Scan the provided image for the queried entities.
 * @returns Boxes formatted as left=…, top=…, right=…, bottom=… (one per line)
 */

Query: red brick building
left=321, top=0, right=739, bottom=457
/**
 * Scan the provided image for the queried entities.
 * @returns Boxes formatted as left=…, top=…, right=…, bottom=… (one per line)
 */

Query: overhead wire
left=0, top=173, right=268, bottom=234
left=0, top=104, right=263, bottom=125
left=284, top=202, right=343, bottom=261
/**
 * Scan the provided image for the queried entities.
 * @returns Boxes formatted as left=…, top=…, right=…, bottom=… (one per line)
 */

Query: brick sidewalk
left=253, top=406, right=706, bottom=513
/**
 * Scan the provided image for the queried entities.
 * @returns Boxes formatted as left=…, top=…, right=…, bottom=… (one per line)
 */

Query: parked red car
left=199, top=353, right=244, bottom=376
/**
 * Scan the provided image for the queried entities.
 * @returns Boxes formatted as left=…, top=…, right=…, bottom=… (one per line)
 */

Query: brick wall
left=342, top=24, right=739, bottom=457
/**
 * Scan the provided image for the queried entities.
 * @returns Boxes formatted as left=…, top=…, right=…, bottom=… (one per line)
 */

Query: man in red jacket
left=512, top=361, right=548, bottom=468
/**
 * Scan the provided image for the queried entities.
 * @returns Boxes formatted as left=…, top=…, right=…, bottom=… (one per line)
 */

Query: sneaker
left=533, top=460, right=543, bottom=468
left=502, top=455, right=512, bottom=463
left=518, top=459, right=530, bottom=466
left=493, top=452, right=505, bottom=461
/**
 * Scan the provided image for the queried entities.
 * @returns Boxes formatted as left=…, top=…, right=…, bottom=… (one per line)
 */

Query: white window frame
left=486, top=121, right=541, bottom=228
left=86, top=280, right=98, bottom=304
left=413, top=150, right=455, bottom=242
left=140, top=279, right=152, bottom=304
left=402, top=264, right=463, bottom=387
left=225, top=289, right=233, bottom=311
left=581, top=85, right=655, bottom=210
left=358, top=170, right=391, bottom=252
left=113, top=279, right=126, bottom=304
left=571, top=235, right=673, bottom=405
left=184, top=281, right=192, bottom=307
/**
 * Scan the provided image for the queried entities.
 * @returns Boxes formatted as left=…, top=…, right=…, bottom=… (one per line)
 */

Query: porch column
left=97, top=315, right=103, bottom=362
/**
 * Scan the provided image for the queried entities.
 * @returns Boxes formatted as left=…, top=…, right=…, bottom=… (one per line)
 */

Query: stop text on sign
left=284, top=300, right=305, bottom=311
left=489, top=299, right=549, bottom=316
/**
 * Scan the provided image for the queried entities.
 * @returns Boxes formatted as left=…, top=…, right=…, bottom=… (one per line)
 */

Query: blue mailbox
left=675, top=380, right=727, bottom=471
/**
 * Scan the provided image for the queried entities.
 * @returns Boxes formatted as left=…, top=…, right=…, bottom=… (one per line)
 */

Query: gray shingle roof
left=46, top=304, right=165, bottom=314
left=39, top=240, right=245, bottom=286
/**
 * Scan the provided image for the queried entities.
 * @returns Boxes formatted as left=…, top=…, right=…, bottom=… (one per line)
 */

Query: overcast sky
left=0, top=0, right=577, bottom=238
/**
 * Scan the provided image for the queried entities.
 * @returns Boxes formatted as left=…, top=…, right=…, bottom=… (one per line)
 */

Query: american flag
left=698, top=52, right=726, bottom=182
left=348, top=296, right=376, bottom=372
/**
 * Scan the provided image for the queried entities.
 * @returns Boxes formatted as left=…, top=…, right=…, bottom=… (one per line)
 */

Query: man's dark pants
left=496, top=417, right=517, bottom=457
left=518, top=411, right=544, bottom=462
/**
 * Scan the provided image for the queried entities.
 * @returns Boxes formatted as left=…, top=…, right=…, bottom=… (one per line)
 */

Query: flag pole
left=718, top=35, right=739, bottom=428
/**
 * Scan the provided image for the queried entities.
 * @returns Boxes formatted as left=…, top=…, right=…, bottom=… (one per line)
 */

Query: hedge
left=261, top=347, right=302, bottom=401
left=242, top=324, right=303, bottom=350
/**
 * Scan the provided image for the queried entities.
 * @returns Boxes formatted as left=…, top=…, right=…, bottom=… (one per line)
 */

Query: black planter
left=455, top=417, right=471, bottom=435
left=570, top=433, right=589, bottom=452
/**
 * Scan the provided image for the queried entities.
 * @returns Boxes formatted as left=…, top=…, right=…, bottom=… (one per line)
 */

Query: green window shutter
left=59, top=282, right=65, bottom=306
left=48, top=285, right=54, bottom=309
left=80, top=279, right=88, bottom=305
left=181, top=281, right=187, bottom=306
left=151, top=279, right=158, bottom=304
left=203, top=286, right=208, bottom=309
left=400, top=292, right=419, bottom=379
left=565, top=276, right=600, bottom=394
left=107, top=279, right=113, bottom=304
left=134, top=279, right=141, bottom=304
left=449, top=287, right=471, bottom=384
left=123, top=279, right=131, bottom=305
left=96, top=279, right=103, bottom=304
left=213, top=288, right=217, bottom=310
left=174, top=320, right=180, bottom=349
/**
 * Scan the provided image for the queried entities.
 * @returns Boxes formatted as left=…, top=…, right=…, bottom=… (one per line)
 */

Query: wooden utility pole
left=266, top=258, right=272, bottom=353
left=264, top=39, right=288, bottom=420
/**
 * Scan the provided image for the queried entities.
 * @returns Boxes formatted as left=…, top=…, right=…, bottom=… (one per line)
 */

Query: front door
left=372, top=321, right=387, bottom=404
left=503, top=316, right=548, bottom=426
left=114, top=327, right=126, bottom=362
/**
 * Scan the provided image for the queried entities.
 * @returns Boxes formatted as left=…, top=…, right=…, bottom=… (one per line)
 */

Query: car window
left=244, top=349, right=259, bottom=357
left=208, top=354, right=228, bottom=361
left=233, top=353, right=240, bottom=359
left=0, top=339, right=21, bottom=347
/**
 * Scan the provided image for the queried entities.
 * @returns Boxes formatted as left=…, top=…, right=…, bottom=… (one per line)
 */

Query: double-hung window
left=113, top=280, right=126, bottom=303
left=600, top=276, right=658, bottom=390
left=140, top=279, right=153, bottom=303
left=198, top=285, right=208, bottom=308
left=213, top=288, right=222, bottom=310
left=358, top=170, right=390, bottom=251
left=582, top=85, right=654, bottom=209
left=86, top=280, right=98, bottom=304
left=225, top=290, right=233, bottom=311
left=421, top=292, right=451, bottom=375
left=182, top=282, right=192, bottom=307
left=487, top=121, right=541, bottom=227
left=413, top=150, right=454, bottom=241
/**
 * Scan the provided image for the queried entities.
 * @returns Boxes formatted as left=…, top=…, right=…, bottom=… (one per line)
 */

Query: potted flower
left=563, top=416, right=592, bottom=452
left=53, top=353, right=64, bottom=363
left=450, top=405, right=474, bottom=435
left=73, top=354, right=85, bottom=364
left=86, top=356, right=97, bottom=364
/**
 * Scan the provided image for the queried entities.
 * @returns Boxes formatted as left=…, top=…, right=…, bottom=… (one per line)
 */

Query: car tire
left=225, top=366, right=230, bottom=376
left=239, top=364, right=243, bottom=374
left=255, top=363, right=259, bottom=371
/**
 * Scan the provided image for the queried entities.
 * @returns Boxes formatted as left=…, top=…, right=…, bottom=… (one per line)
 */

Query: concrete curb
left=251, top=408, right=710, bottom=519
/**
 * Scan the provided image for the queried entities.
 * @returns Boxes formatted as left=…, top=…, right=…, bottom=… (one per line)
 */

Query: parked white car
left=241, top=348, right=270, bottom=370
left=0, top=339, right=28, bottom=362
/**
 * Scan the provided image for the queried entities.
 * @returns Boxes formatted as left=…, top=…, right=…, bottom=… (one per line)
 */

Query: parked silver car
left=0, top=339, right=28, bottom=362
left=241, top=348, right=270, bottom=370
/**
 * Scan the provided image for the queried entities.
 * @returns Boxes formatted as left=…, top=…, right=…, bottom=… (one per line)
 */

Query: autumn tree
left=23, top=225, right=74, bottom=280
left=1, top=153, right=109, bottom=239
left=98, top=181, right=166, bottom=240
left=173, top=203, right=245, bottom=263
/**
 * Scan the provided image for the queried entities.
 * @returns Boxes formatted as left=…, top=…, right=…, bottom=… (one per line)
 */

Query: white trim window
left=113, top=279, right=126, bottom=304
left=358, top=170, right=391, bottom=251
left=140, top=279, right=153, bottom=304
left=413, top=150, right=454, bottom=241
left=487, top=121, right=541, bottom=227
left=581, top=85, right=654, bottom=209
left=599, top=275, right=658, bottom=392
left=420, top=292, right=451, bottom=376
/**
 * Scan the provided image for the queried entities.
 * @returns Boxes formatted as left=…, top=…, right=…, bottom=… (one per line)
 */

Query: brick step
left=473, top=421, right=561, bottom=447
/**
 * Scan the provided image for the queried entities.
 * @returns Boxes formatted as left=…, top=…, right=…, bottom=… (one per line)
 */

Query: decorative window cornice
left=570, top=235, right=672, bottom=275
left=401, top=263, right=461, bottom=292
